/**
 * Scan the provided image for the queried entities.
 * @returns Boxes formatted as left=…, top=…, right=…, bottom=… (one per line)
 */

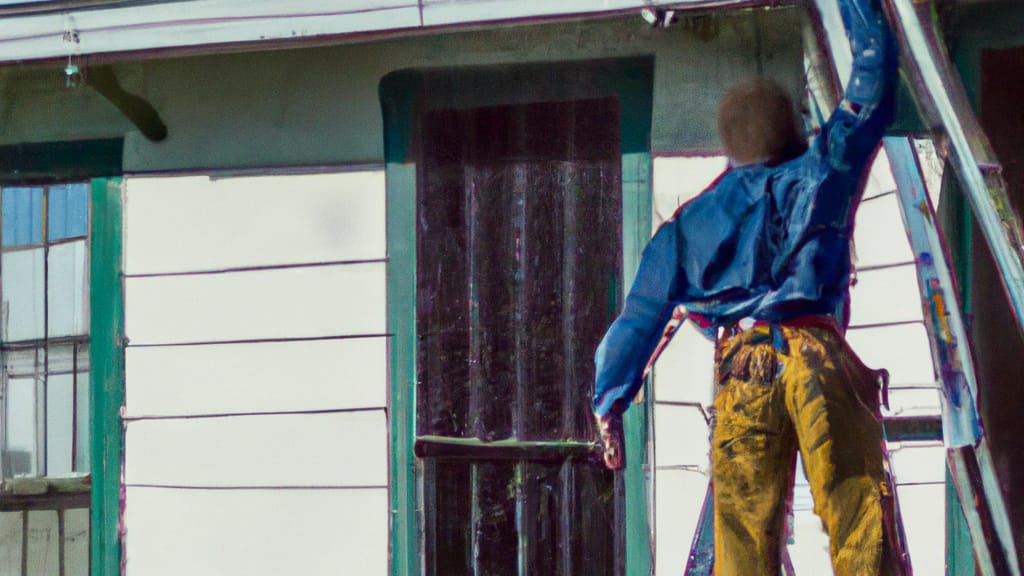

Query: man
left=591, top=0, right=900, bottom=574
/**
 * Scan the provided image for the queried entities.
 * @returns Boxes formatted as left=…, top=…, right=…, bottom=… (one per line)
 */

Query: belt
left=719, top=315, right=840, bottom=354
left=721, top=314, right=839, bottom=337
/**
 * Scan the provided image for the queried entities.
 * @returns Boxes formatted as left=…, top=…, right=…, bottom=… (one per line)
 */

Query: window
left=1, top=182, right=91, bottom=481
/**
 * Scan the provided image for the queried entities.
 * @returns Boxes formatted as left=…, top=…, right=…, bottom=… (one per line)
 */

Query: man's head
left=717, top=77, right=806, bottom=166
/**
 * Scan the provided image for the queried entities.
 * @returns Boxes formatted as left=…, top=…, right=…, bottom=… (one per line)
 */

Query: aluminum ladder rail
left=809, top=0, right=1021, bottom=573
left=886, top=138, right=1019, bottom=576
left=832, top=0, right=1021, bottom=571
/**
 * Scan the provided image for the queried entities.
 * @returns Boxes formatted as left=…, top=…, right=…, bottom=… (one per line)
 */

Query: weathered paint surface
left=0, top=0, right=794, bottom=64
left=89, top=177, right=123, bottom=576
left=0, top=10, right=803, bottom=171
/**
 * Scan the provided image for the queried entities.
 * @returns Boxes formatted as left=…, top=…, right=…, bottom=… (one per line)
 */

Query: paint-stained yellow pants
left=711, top=321, right=896, bottom=576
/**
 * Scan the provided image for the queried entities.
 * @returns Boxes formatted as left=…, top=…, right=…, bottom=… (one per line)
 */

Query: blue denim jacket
left=593, top=0, right=897, bottom=416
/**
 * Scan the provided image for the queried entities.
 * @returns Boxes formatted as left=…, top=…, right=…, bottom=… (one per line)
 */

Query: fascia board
left=0, top=0, right=777, bottom=64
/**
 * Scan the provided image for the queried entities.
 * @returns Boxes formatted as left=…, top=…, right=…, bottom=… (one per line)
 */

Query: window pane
left=654, top=404, right=709, bottom=468
left=2, top=346, right=42, bottom=379
left=853, top=191, right=915, bottom=268
left=64, top=509, right=90, bottom=574
left=38, top=342, right=89, bottom=377
left=889, top=442, right=945, bottom=486
left=26, top=510, right=59, bottom=576
left=652, top=156, right=728, bottom=228
left=888, top=442, right=946, bottom=576
left=47, top=240, right=89, bottom=338
left=897, top=483, right=946, bottom=575
left=47, top=183, right=90, bottom=241
left=2, top=186, right=43, bottom=246
left=2, top=248, right=45, bottom=341
left=0, top=511, right=23, bottom=571
left=863, top=149, right=898, bottom=200
left=787, top=456, right=833, bottom=573
left=45, top=374, right=75, bottom=476
left=652, top=321, right=715, bottom=405
left=848, top=264, right=923, bottom=327
left=846, top=323, right=935, bottom=385
left=75, top=372, right=89, bottom=474
left=655, top=470, right=708, bottom=575
left=5, top=377, right=38, bottom=477
left=883, top=387, right=941, bottom=418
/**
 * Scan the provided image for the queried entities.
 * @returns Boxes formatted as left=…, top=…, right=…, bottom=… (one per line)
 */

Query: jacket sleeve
left=820, top=0, right=898, bottom=171
left=592, top=221, right=681, bottom=417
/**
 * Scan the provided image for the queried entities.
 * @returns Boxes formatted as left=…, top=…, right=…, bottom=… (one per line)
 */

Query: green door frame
left=90, top=177, right=125, bottom=576
left=382, top=57, right=655, bottom=576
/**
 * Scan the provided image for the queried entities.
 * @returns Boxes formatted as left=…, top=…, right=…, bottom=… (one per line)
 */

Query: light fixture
left=641, top=7, right=677, bottom=28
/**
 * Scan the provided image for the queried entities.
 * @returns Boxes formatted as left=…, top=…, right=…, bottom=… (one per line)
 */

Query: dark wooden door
left=415, top=98, right=623, bottom=575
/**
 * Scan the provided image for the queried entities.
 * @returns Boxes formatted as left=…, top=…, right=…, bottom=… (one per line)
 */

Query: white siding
left=124, top=262, right=385, bottom=345
left=125, top=338, right=386, bottom=417
left=123, top=488, right=388, bottom=576
left=124, top=411, right=387, bottom=488
left=124, top=172, right=385, bottom=274
left=122, top=171, right=388, bottom=576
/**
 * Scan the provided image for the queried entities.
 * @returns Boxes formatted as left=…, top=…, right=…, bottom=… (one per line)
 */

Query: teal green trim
left=0, top=139, right=123, bottom=184
left=89, top=177, right=124, bottom=576
left=614, top=60, right=656, bottom=576
left=946, top=148, right=975, bottom=576
left=386, top=162, right=419, bottom=576
left=379, top=71, right=421, bottom=164
left=937, top=163, right=973, bottom=315
left=957, top=191, right=974, bottom=314
left=946, top=464, right=976, bottom=575
left=622, top=151, right=653, bottom=576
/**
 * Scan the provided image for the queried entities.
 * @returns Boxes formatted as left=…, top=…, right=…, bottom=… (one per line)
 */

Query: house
left=0, top=0, right=1021, bottom=574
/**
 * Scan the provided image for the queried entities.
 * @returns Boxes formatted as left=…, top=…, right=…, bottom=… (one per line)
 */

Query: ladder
left=679, top=0, right=1024, bottom=573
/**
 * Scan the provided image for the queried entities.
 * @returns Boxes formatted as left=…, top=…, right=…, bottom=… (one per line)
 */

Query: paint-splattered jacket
left=593, top=0, right=897, bottom=416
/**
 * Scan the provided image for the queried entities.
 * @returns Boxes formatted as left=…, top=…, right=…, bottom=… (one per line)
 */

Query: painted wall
left=0, top=7, right=806, bottom=575
left=120, top=170, right=388, bottom=575
left=0, top=9, right=805, bottom=169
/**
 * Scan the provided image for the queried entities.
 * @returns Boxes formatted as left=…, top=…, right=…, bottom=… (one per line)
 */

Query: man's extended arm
left=592, top=222, right=681, bottom=418
left=591, top=221, right=682, bottom=469
left=823, top=0, right=898, bottom=170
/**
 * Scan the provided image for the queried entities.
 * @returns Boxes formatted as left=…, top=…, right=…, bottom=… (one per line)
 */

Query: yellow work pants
left=711, top=322, right=896, bottom=576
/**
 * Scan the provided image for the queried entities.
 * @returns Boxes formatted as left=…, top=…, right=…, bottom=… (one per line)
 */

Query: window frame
left=1, top=181, right=92, bottom=484
left=0, top=177, right=122, bottom=576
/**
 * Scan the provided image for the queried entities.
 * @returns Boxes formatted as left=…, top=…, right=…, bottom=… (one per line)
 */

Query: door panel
left=416, top=98, right=622, bottom=575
